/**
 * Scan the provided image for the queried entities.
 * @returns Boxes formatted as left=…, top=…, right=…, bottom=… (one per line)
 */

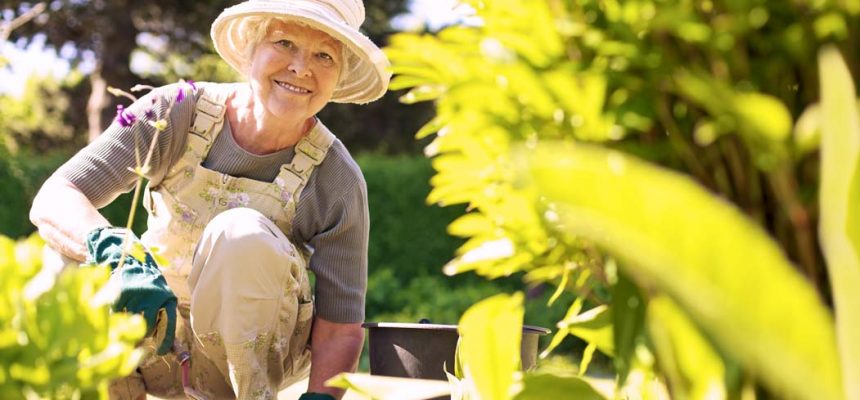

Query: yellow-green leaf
left=733, top=92, right=792, bottom=143
left=325, top=373, right=451, bottom=400
left=648, top=295, right=726, bottom=399
left=559, top=305, right=614, bottom=357
left=458, top=292, right=524, bottom=400
left=818, top=46, right=860, bottom=400
left=793, top=103, right=821, bottom=157
left=514, top=373, right=606, bottom=400
left=522, top=142, right=842, bottom=400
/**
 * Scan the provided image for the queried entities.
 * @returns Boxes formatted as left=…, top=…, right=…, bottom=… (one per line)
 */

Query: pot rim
left=362, top=322, right=551, bottom=335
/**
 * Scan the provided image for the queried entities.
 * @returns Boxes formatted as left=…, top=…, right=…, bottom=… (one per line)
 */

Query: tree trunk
left=86, top=0, right=138, bottom=141
left=86, top=66, right=107, bottom=142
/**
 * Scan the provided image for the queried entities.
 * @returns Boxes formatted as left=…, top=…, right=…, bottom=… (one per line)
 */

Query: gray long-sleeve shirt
left=57, top=82, right=368, bottom=323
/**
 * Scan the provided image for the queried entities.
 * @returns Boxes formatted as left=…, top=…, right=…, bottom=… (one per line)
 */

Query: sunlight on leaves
left=0, top=234, right=146, bottom=399
left=521, top=143, right=842, bottom=400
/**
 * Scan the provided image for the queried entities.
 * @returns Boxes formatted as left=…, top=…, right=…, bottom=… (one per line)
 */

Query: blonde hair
left=233, top=16, right=354, bottom=80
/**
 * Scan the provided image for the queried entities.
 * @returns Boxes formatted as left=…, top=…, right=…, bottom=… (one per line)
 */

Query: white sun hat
left=211, top=0, right=391, bottom=104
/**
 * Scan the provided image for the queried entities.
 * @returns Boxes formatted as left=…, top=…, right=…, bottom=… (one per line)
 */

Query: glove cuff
left=298, top=393, right=336, bottom=400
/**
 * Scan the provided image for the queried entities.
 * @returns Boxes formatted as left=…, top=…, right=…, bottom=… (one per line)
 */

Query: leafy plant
left=0, top=234, right=145, bottom=399
left=326, top=0, right=860, bottom=399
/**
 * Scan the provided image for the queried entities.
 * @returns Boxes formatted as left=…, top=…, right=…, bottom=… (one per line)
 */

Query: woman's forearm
left=307, top=317, right=365, bottom=398
left=30, top=175, right=112, bottom=262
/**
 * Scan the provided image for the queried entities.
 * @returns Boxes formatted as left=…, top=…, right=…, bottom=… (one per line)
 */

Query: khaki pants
left=41, top=209, right=315, bottom=399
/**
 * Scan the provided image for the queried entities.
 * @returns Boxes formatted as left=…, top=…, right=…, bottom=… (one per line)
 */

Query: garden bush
left=370, top=0, right=860, bottom=398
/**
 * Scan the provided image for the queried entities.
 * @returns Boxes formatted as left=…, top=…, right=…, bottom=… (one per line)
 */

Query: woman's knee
left=191, top=207, right=300, bottom=294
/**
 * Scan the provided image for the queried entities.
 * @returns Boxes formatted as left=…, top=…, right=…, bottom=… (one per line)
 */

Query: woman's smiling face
left=248, top=20, right=342, bottom=122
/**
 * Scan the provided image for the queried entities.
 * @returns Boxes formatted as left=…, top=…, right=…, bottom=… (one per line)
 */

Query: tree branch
left=0, top=3, right=46, bottom=42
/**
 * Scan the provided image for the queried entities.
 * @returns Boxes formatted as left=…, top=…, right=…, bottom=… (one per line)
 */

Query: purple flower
left=115, top=104, right=137, bottom=127
left=143, top=97, right=157, bottom=120
left=175, top=79, right=197, bottom=104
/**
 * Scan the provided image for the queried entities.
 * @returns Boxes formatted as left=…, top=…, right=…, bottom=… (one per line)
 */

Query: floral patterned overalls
left=110, top=86, right=336, bottom=399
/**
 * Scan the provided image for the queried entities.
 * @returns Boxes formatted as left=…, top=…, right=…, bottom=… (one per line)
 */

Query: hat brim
left=211, top=1, right=391, bottom=104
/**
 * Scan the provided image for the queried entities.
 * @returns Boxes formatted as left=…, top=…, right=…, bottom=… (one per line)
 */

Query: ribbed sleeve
left=57, top=83, right=195, bottom=207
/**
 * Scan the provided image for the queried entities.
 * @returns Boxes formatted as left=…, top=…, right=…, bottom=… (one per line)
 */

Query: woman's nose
left=288, top=53, right=312, bottom=77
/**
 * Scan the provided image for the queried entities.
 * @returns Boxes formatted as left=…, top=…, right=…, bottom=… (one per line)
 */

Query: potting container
left=362, top=321, right=551, bottom=381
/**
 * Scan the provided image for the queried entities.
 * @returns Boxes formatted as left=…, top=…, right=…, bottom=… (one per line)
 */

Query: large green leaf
left=513, top=373, right=607, bottom=400
left=818, top=46, right=860, bottom=400
left=520, top=143, right=842, bottom=400
left=458, top=292, right=524, bottom=400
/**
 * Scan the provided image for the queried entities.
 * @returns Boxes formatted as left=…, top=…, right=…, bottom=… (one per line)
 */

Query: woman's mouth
left=275, top=80, right=311, bottom=94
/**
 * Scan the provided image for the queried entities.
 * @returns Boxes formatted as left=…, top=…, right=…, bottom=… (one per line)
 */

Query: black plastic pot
left=362, top=321, right=551, bottom=381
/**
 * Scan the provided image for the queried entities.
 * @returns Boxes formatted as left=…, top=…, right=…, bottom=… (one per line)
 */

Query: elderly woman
left=29, top=0, right=389, bottom=399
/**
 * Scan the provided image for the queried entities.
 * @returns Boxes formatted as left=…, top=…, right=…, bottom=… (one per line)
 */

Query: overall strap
left=187, top=87, right=229, bottom=158
left=277, top=121, right=337, bottom=205
left=146, top=85, right=229, bottom=190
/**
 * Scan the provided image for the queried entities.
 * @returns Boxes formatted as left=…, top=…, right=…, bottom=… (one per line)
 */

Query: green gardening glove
left=86, top=226, right=177, bottom=355
left=298, top=393, right=336, bottom=400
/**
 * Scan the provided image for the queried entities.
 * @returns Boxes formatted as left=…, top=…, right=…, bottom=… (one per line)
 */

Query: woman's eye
left=317, top=52, right=336, bottom=66
left=276, top=39, right=294, bottom=48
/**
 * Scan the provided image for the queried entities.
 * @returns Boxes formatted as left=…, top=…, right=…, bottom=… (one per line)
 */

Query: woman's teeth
left=275, top=80, right=310, bottom=94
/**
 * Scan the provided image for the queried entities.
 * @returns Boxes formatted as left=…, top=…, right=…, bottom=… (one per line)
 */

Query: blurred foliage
left=0, top=234, right=145, bottom=399
left=384, top=0, right=860, bottom=399
left=0, top=148, right=147, bottom=240
left=0, top=74, right=87, bottom=154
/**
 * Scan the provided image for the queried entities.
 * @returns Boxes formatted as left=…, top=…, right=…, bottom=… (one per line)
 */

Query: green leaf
left=521, top=142, right=842, bottom=400
left=325, top=373, right=451, bottom=400
left=448, top=213, right=498, bottom=238
left=793, top=103, right=821, bottom=157
left=578, top=343, right=597, bottom=376
left=559, top=305, right=614, bottom=357
left=458, top=292, right=524, bottom=400
left=733, top=92, right=792, bottom=143
left=400, top=84, right=446, bottom=104
left=513, top=373, right=607, bottom=400
left=647, top=295, right=726, bottom=399
left=612, top=273, right=645, bottom=385
left=818, top=45, right=860, bottom=400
